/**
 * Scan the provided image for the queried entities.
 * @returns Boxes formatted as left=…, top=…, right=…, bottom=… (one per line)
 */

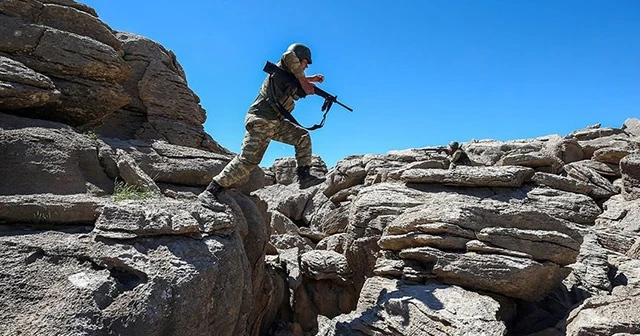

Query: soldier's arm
left=283, top=50, right=315, bottom=94
left=283, top=50, right=306, bottom=79
left=450, top=149, right=463, bottom=163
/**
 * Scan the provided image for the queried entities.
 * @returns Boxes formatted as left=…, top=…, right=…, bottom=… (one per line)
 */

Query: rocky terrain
left=1, top=1, right=640, bottom=335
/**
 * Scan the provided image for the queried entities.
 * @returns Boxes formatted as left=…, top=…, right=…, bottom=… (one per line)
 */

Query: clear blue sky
left=83, top=0, right=639, bottom=168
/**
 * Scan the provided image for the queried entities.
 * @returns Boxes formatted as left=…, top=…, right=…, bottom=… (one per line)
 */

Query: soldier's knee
left=297, top=132, right=311, bottom=147
left=238, top=153, right=262, bottom=167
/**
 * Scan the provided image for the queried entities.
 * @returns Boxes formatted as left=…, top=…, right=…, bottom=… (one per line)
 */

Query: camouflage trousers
left=213, top=113, right=312, bottom=187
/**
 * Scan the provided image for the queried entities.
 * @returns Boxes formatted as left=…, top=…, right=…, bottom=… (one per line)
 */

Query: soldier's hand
left=301, top=80, right=315, bottom=95
left=309, top=74, right=324, bottom=83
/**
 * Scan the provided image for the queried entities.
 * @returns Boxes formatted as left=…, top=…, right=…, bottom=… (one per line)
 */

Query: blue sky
left=83, top=0, right=639, bottom=168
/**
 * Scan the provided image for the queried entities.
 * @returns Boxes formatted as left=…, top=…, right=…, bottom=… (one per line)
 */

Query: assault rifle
left=423, top=146, right=448, bottom=154
left=263, top=61, right=352, bottom=130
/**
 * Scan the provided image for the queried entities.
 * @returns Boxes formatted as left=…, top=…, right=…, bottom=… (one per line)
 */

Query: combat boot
left=297, top=166, right=325, bottom=189
left=198, top=180, right=225, bottom=210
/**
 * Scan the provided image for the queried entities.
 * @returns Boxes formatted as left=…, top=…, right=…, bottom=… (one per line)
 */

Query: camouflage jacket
left=248, top=50, right=305, bottom=120
left=450, top=149, right=472, bottom=165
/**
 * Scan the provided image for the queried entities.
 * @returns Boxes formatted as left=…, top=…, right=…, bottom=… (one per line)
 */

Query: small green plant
left=113, top=180, right=151, bottom=202
left=84, top=131, right=99, bottom=141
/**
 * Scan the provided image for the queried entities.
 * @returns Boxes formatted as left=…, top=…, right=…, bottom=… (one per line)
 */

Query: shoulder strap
left=268, top=75, right=327, bottom=131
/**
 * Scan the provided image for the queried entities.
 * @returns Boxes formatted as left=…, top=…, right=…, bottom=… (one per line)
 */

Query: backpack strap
left=267, top=74, right=327, bottom=131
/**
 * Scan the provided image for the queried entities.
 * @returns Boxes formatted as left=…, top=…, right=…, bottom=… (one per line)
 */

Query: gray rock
left=523, top=186, right=601, bottom=225
left=115, top=149, right=161, bottom=195
left=322, top=155, right=367, bottom=198
left=398, top=166, right=535, bottom=187
left=545, top=137, right=584, bottom=164
left=476, top=227, right=580, bottom=266
left=400, top=246, right=570, bottom=301
left=497, top=152, right=563, bottom=170
left=0, top=194, right=104, bottom=224
left=253, top=183, right=318, bottom=222
left=0, top=211, right=259, bottom=336
left=300, top=250, right=351, bottom=282
left=93, top=199, right=235, bottom=239
left=0, top=113, right=114, bottom=196
left=38, top=3, right=121, bottom=50
left=270, top=155, right=327, bottom=186
left=620, top=153, right=640, bottom=201
left=592, top=147, right=633, bottom=165
left=565, top=287, right=640, bottom=336
left=347, top=183, right=427, bottom=237
left=317, top=276, right=507, bottom=336
left=378, top=232, right=471, bottom=251
left=0, top=56, right=60, bottom=109
left=531, top=172, right=592, bottom=195
left=622, top=118, right=640, bottom=137
left=578, top=134, right=635, bottom=159
left=566, top=127, right=626, bottom=141
left=564, top=161, right=617, bottom=199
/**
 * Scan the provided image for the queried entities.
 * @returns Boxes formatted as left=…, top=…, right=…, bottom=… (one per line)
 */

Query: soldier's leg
left=272, top=120, right=313, bottom=167
left=272, top=120, right=324, bottom=188
left=213, top=115, right=277, bottom=187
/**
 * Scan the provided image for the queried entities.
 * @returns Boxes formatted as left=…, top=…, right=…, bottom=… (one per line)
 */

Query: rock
left=347, top=183, right=427, bottom=237
left=565, top=287, right=640, bottom=336
left=300, top=250, right=351, bottom=282
left=270, top=156, right=328, bottom=186
left=322, top=155, right=367, bottom=198
left=253, top=184, right=318, bottom=222
left=592, top=148, right=633, bottom=165
left=545, top=138, right=584, bottom=164
left=0, top=194, right=104, bottom=224
left=400, top=246, right=570, bottom=301
left=595, top=196, right=640, bottom=236
left=628, top=238, right=640, bottom=259
left=316, top=233, right=354, bottom=254
left=475, top=227, right=580, bottom=266
left=317, top=276, right=508, bottom=336
left=270, top=234, right=314, bottom=253
left=269, top=210, right=300, bottom=235
left=0, top=56, right=61, bottom=109
left=397, top=166, right=535, bottom=188
left=115, top=149, right=161, bottom=195
left=0, top=113, right=114, bottom=196
left=622, top=118, right=640, bottom=136
left=0, top=217, right=257, bottom=336
left=566, top=127, right=626, bottom=141
left=531, top=172, right=593, bottom=195
left=577, top=134, right=635, bottom=159
left=378, top=232, right=471, bottom=251
left=523, top=186, right=601, bottom=225
left=620, top=154, right=640, bottom=201
left=497, top=152, right=563, bottom=170
left=38, top=3, right=121, bottom=50
left=564, top=161, right=617, bottom=199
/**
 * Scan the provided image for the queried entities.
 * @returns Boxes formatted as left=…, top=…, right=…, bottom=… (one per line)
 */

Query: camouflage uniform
left=448, top=148, right=471, bottom=169
left=212, top=50, right=312, bottom=188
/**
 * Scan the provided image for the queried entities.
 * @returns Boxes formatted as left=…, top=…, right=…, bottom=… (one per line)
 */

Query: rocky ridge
left=2, top=1, right=640, bottom=336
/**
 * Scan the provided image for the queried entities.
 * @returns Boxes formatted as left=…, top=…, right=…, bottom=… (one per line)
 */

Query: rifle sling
left=268, top=74, right=328, bottom=131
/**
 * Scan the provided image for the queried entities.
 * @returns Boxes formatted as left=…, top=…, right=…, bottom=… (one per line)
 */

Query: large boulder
left=0, top=193, right=269, bottom=336
left=620, top=153, right=640, bottom=201
left=0, top=113, right=113, bottom=196
left=318, top=276, right=508, bottom=336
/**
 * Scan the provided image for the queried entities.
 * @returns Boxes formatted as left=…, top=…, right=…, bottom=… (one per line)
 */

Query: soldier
left=199, top=43, right=325, bottom=207
left=445, top=141, right=472, bottom=169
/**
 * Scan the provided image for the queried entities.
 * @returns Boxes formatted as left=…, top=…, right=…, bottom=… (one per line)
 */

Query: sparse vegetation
left=113, top=180, right=151, bottom=202
left=84, top=130, right=99, bottom=141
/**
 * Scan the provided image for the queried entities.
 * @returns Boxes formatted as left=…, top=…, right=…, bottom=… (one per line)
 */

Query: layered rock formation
left=2, top=1, right=640, bottom=336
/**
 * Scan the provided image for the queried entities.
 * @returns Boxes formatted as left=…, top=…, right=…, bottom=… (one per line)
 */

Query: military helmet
left=448, top=141, right=459, bottom=150
left=287, top=43, right=312, bottom=64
